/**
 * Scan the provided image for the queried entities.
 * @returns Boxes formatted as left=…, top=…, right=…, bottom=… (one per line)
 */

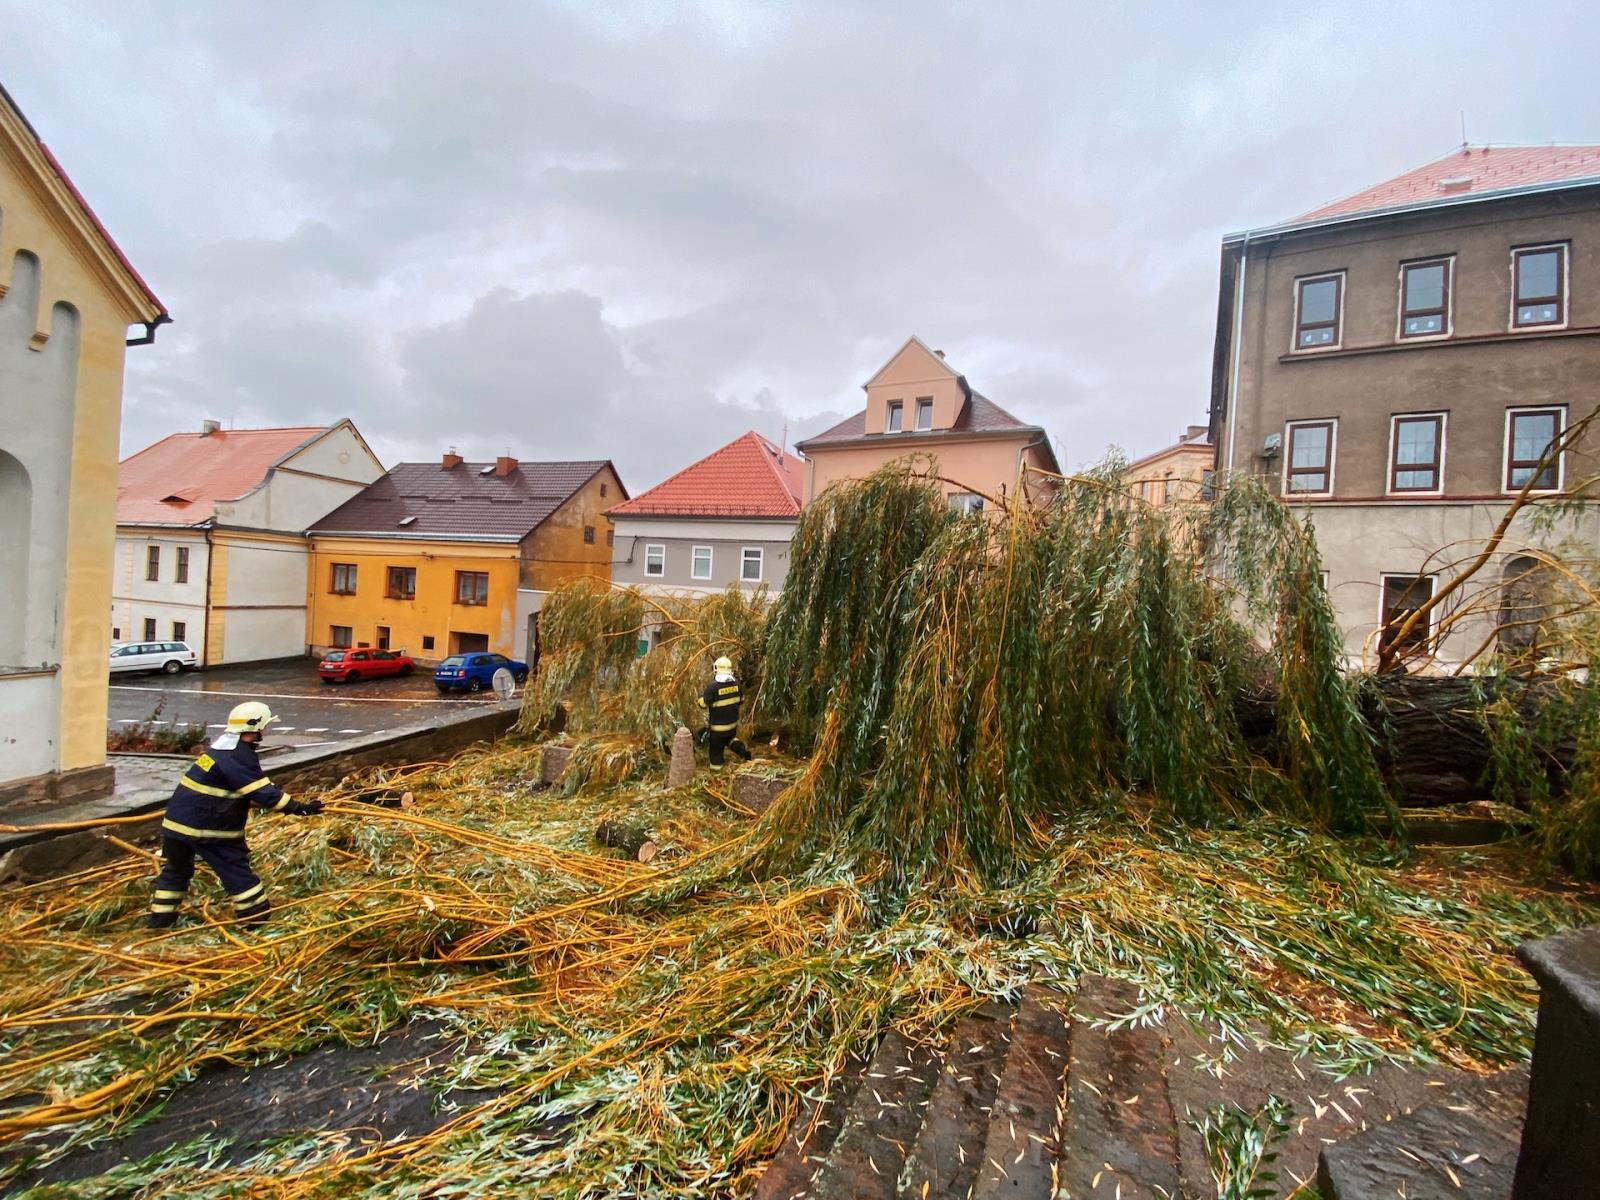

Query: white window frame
left=1509, top=242, right=1569, bottom=332
left=740, top=547, right=764, bottom=582
left=1282, top=418, right=1337, bottom=498
left=691, top=544, right=713, bottom=581
left=886, top=400, right=904, bottom=433
left=1395, top=255, right=1454, bottom=342
left=644, top=543, right=666, bottom=578
left=1502, top=405, right=1567, bottom=495
left=948, top=492, right=984, bottom=515
left=1378, top=572, right=1438, bottom=656
left=914, top=398, right=934, bottom=431
left=1385, top=411, right=1448, bottom=498
left=1291, top=270, right=1346, bottom=353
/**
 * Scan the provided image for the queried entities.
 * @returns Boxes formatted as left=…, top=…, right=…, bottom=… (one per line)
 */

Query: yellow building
left=307, top=452, right=625, bottom=664
left=1122, top=425, right=1214, bottom=507
left=0, top=82, right=168, bottom=806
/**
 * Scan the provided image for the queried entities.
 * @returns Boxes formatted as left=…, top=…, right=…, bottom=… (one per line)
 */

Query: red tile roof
left=1301, top=145, right=1600, bottom=222
left=312, top=460, right=618, bottom=540
left=118, top=426, right=328, bottom=525
left=609, top=432, right=804, bottom=519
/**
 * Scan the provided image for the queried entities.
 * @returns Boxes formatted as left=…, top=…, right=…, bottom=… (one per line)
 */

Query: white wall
left=113, top=531, right=209, bottom=652
left=214, top=537, right=311, bottom=662
left=219, top=423, right=382, bottom=532
left=0, top=672, right=59, bottom=781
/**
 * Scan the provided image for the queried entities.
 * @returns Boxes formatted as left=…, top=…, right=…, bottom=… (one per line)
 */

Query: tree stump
left=595, top=817, right=654, bottom=858
left=667, top=726, right=696, bottom=788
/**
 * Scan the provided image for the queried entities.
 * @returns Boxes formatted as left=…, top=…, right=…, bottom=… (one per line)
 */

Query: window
left=172, top=621, right=187, bottom=643
left=1162, top=474, right=1175, bottom=504
left=386, top=566, right=417, bottom=599
left=112, top=627, right=120, bottom=641
left=606, top=529, right=614, bottom=547
left=741, top=547, right=763, bottom=582
left=330, top=562, right=358, bottom=594
left=1294, top=273, right=1344, bottom=349
left=1513, top=244, right=1566, bottom=328
left=330, top=625, right=353, bottom=649
left=1505, top=407, right=1565, bottom=491
left=645, top=544, right=665, bottom=577
left=143, top=617, right=157, bottom=641
left=422, top=635, right=435, bottom=651
left=175, top=546, right=190, bottom=584
left=455, top=571, right=489, bottom=605
left=915, top=398, right=934, bottom=431
left=1399, top=258, right=1451, bottom=338
left=1389, top=414, right=1444, bottom=493
left=600, top=483, right=608, bottom=497
left=949, top=492, right=985, bottom=515
left=584, top=525, right=596, bottom=545
left=691, top=545, right=713, bottom=580
left=886, top=401, right=904, bottom=433
left=1284, top=420, right=1335, bottom=495
left=1380, top=575, right=1435, bottom=660
left=145, top=545, right=160, bottom=581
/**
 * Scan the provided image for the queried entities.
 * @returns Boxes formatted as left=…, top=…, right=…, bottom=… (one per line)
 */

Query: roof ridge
left=742, top=430, right=804, bottom=506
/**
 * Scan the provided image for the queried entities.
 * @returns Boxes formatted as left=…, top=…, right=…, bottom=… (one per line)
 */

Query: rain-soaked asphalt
left=108, top=659, right=510, bottom=750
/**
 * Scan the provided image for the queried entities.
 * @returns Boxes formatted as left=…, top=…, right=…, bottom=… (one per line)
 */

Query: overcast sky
left=5, top=2, right=1598, bottom=490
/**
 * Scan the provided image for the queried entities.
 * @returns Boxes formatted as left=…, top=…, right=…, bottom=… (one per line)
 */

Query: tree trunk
left=595, top=816, right=654, bottom=857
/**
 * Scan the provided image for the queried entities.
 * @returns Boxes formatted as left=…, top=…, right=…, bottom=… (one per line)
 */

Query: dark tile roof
left=800, top=393, right=1036, bottom=447
left=311, top=460, right=614, bottom=540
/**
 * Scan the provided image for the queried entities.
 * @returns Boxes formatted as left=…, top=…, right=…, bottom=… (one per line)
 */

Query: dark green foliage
left=1196, top=1094, right=1294, bottom=1200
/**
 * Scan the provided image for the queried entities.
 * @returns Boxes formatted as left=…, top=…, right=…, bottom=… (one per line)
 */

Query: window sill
left=1279, top=324, right=1600, bottom=363
left=0, top=664, right=59, bottom=680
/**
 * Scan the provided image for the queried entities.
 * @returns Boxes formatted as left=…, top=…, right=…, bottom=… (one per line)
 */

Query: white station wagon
left=109, top=641, right=199, bottom=675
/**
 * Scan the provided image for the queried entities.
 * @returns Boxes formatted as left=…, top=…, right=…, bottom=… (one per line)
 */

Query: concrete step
left=807, top=1029, right=944, bottom=1200
left=1057, top=975, right=1180, bottom=1200
left=754, top=1053, right=871, bottom=1200
left=969, top=983, right=1073, bottom=1200
left=898, top=1003, right=1016, bottom=1200
left=1316, top=1068, right=1529, bottom=1200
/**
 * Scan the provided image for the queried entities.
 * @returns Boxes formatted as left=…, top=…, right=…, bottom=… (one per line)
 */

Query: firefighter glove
left=285, top=799, right=324, bottom=816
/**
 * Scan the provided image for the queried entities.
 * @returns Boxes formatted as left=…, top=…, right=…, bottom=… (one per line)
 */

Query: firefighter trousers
left=708, top=729, right=752, bottom=766
left=149, top=836, right=269, bottom=927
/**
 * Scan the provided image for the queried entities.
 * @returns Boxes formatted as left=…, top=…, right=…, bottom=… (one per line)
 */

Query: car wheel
left=162, top=660, right=182, bottom=675
left=514, top=670, right=528, bottom=684
left=467, top=679, right=483, bottom=693
left=400, top=664, right=413, bottom=676
left=345, top=670, right=360, bottom=683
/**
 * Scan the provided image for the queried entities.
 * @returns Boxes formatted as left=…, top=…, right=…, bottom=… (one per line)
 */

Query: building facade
left=795, top=336, right=1060, bottom=510
left=115, top=421, right=383, bottom=665
left=1210, top=145, right=1600, bottom=668
left=0, top=83, right=168, bottom=805
left=609, top=431, right=803, bottom=596
left=308, top=453, right=625, bottom=665
left=1122, top=425, right=1213, bottom=507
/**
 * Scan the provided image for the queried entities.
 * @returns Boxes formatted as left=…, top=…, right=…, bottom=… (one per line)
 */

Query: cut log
left=595, top=817, right=653, bottom=857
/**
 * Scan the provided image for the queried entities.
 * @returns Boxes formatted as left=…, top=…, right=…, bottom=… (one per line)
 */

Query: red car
left=318, top=648, right=415, bottom=683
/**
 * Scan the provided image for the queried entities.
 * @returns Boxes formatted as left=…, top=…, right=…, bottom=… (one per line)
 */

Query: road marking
left=277, top=726, right=296, bottom=732
left=305, top=727, right=329, bottom=734
left=109, top=685, right=504, bottom=705
left=337, top=729, right=364, bottom=734
left=208, top=724, right=226, bottom=728
left=116, top=719, right=139, bottom=725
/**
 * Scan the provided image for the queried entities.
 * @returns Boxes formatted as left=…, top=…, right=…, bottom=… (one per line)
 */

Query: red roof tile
left=608, top=431, right=804, bottom=519
left=312, top=460, right=619, bottom=540
left=118, top=426, right=328, bottom=525
left=1301, top=145, right=1600, bottom=222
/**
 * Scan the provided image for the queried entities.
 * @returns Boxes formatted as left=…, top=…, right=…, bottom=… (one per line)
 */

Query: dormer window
left=886, top=401, right=903, bottom=433
left=915, top=398, right=933, bottom=431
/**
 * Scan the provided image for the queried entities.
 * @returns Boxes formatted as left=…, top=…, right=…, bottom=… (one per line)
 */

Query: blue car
left=434, top=652, right=529, bottom=694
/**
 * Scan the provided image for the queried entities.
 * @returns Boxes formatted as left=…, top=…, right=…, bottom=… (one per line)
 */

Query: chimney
left=200, top=419, right=221, bottom=437
left=441, top=447, right=462, bottom=470
left=495, top=453, right=518, bottom=477
left=934, top=349, right=946, bottom=359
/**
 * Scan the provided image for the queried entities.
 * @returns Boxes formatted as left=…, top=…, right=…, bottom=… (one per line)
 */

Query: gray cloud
left=6, top=0, right=1599, bottom=489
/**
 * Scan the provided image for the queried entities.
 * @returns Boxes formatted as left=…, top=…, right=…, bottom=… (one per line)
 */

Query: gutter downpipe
left=1224, top=234, right=1250, bottom=480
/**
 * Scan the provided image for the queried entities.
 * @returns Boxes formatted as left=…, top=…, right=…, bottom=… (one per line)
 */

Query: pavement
left=109, top=659, right=508, bottom=751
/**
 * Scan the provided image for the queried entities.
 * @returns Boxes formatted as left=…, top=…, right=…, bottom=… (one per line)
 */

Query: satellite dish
left=491, top=667, right=516, bottom=702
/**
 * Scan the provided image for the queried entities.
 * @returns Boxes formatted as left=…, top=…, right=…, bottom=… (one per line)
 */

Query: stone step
left=807, top=1029, right=944, bottom=1200
left=1057, top=975, right=1180, bottom=1200
left=898, top=1003, right=1016, bottom=1200
left=754, top=1052, right=871, bottom=1200
left=1316, top=1068, right=1529, bottom=1200
left=970, top=983, right=1073, bottom=1200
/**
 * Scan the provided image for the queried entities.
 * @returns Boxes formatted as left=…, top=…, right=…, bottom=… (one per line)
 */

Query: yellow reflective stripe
left=152, top=889, right=186, bottom=900
left=162, top=818, right=247, bottom=840
left=237, top=776, right=273, bottom=795
left=231, top=883, right=265, bottom=905
left=149, top=902, right=181, bottom=913
left=179, top=776, right=233, bottom=798
left=709, top=722, right=737, bottom=733
left=271, top=795, right=291, bottom=812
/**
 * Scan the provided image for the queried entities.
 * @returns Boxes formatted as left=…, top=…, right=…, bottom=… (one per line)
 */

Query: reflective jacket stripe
left=231, top=882, right=265, bottom=904
left=709, top=722, right=738, bottom=732
left=149, top=901, right=181, bottom=913
left=271, top=795, right=291, bottom=811
left=152, top=889, right=186, bottom=900
left=179, top=776, right=234, bottom=798
left=237, top=776, right=274, bottom=795
left=162, top=818, right=247, bottom=840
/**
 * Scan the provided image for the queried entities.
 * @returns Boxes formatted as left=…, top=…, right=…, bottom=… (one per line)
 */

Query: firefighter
left=698, top=656, right=753, bottom=767
left=148, top=701, right=322, bottom=929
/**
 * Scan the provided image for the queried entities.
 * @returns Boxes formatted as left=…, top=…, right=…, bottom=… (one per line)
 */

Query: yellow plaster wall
left=522, top=465, right=622, bottom=590
left=1, top=107, right=162, bottom=778
left=306, top=537, right=522, bottom=662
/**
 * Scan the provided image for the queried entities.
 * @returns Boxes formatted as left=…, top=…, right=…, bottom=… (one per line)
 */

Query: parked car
left=434, top=652, right=528, bottom=693
left=109, top=641, right=198, bottom=675
left=318, top=648, right=415, bottom=683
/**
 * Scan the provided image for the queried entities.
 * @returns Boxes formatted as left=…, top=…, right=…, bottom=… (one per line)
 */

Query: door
left=376, top=625, right=391, bottom=651
left=451, top=631, right=490, bottom=655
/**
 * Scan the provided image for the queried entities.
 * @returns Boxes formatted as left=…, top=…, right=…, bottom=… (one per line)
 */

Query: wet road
left=108, top=659, right=512, bottom=750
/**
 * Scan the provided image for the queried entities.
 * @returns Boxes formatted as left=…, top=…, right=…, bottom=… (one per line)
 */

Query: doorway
left=376, top=625, right=391, bottom=651
left=451, top=631, right=489, bottom=655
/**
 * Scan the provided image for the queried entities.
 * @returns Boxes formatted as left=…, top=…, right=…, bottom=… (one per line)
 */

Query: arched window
left=1499, top=554, right=1551, bottom=660
left=0, top=451, right=30, bottom=664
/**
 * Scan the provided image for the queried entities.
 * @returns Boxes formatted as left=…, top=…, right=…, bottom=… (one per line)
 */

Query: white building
left=115, top=420, right=383, bottom=665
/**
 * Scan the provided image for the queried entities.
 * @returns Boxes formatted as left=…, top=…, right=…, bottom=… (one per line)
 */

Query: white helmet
left=226, top=701, right=278, bottom=734
left=713, top=656, right=734, bottom=673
